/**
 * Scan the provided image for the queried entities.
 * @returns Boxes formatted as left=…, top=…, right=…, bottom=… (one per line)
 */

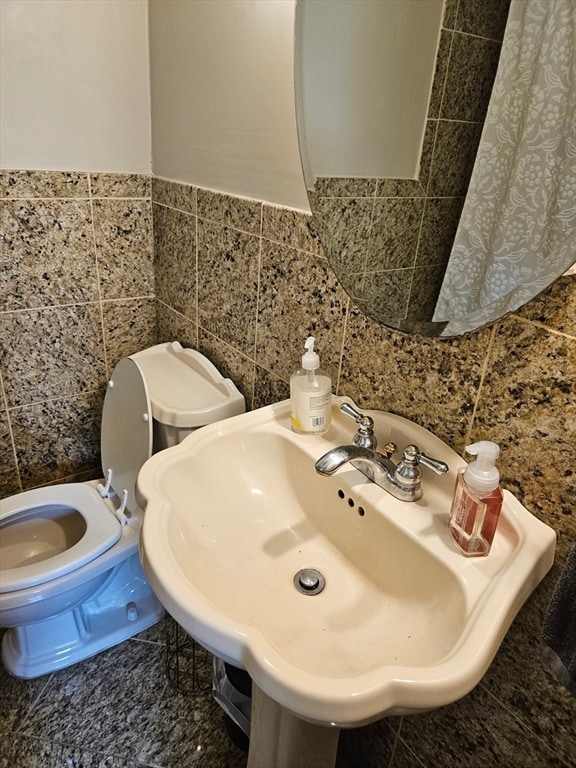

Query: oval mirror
left=294, top=0, right=574, bottom=338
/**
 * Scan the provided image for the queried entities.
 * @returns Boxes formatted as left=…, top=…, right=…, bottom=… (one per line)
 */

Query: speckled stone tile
left=90, top=173, right=150, bottom=199
left=443, top=0, right=458, bottom=30
left=396, top=677, right=571, bottom=768
left=336, top=717, right=399, bottom=768
left=442, top=33, right=501, bottom=123
left=153, top=203, right=196, bottom=320
left=0, top=409, right=20, bottom=498
left=416, top=197, right=464, bottom=267
left=93, top=199, right=154, bottom=300
left=135, top=686, right=246, bottom=768
left=0, top=734, right=134, bottom=768
left=0, top=170, right=90, bottom=199
left=261, top=205, right=323, bottom=256
left=470, top=317, right=576, bottom=557
left=356, top=270, right=411, bottom=322
left=428, top=30, right=452, bottom=120
left=481, top=570, right=576, bottom=765
left=197, top=219, right=260, bottom=356
left=152, top=177, right=196, bottom=215
left=197, top=188, right=261, bottom=235
left=456, top=0, right=511, bottom=41
left=406, top=265, right=446, bottom=322
left=19, top=640, right=167, bottom=762
left=102, top=297, right=158, bottom=373
left=428, top=120, right=483, bottom=197
left=515, top=276, right=576, bottom=336
left=0, top=646, right=50, bottom=732
left=313, top=178, right=377, bottom=198
left=312, top=197, right=374, bottom=275
left=256, top=240, right=348, bottom=382
left=156, top=301, right=199, bottom=350
left=1, top=199, right=97, bottom=311
left=339, top=309, right=492, bottom=453
left=10, top=392, right=102, bottom=488
left=368, top=198, right=424, bottom=271
left=252, top=366, right=290, bottom=411
left=0, top=305, right=106, bottom=408
left=197, top=329, right=254, bottom=410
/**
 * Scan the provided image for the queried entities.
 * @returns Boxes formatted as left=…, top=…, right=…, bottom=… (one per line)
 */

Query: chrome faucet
left=315, top=403, right=448, bottom=502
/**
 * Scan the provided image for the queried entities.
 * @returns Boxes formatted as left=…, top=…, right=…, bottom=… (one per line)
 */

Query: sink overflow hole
left=294, top=569, right=326, bottom=596
left=337, top=489, right=366, bottom=517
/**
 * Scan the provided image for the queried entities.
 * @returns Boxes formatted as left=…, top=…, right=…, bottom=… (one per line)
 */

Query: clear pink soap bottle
left=449, top=441, right=503, bottom=557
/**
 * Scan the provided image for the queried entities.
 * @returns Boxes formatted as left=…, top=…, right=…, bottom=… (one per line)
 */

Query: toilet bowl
left=0, top=342, right=245, bottom=678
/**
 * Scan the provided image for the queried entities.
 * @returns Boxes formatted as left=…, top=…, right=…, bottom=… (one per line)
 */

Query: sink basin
left=137, top=397, right=555, bottom=728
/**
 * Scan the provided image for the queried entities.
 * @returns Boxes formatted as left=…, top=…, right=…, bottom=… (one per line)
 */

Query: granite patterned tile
left=357, top=270, right=411, bottom=322
left=1, top=199, right=97, bottom=311
left=0, top=650, right=50, bottom=733
left=261, top=205, right=323, bottom=256
left=339, top=309, right=492, bottom=453
left=90, top=173, right=150, bottom=199
left=102, top=297, right=158, bottom=373
left=313, top=178, right=377, bottom=198
left=514, top=276, right=576, bottom=336
left=442, top=33, right=501, bottom=123
left=0, top=408, right=20, bottom=498
left=0, top=304, right=106, bottom=408
left=428, top=29, right=452, bottom=120
left=0, top=170, right=90, bottom=199
left=442, top=0, right=458, bottom=30
left=256, top=240, right=348, bottom=382
left=197, top=329, right=254, bottom=411
left=428, top=120, right=484, bottom=198
left=152, top=177, right=196, bottom=215
left=19, top=639, right=167, bottom=762
left=0, top=734, right=134, bottom=768
left=396, top=678, right=571, bottom=768
left=336, top=717, right=399, bottom=768
left=135, top=686, right=246, bottom=768
left=406, top=265, right=446, bottom=322
left=470, top=317, right=576, bottom=558
left=153, top=203, right=196, bottom=320
left=456, top=0, right=511, bottom=41
left=156, top=301, right=199, bottom=350
left=312, top=197, right=374, bottom=275
left=93, top=199, right=154, bottom=300
left=252, top=365, right=290, bottom=411
left=11, top=391, right=103, bottom=489
left=368, top=198, right=425, bottom=271
left=416, top=197, right=464, bottom=267
left=197, top=188, right=261, bottom=235
left=480, top=570, right=576, bottom=766
left=197, top=219, right=260, bottom=356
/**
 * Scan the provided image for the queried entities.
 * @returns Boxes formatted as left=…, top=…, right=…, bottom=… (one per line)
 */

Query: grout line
left=334, top=298, right=351, bottom=396
left=463, top=323, right=498, bottom=449
left=87, top=174, right=110, bottom=380
left=0, top=368, right=23, bottom=493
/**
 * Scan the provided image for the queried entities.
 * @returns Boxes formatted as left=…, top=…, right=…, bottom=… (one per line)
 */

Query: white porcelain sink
left=137, top=397, right=555, bottom=728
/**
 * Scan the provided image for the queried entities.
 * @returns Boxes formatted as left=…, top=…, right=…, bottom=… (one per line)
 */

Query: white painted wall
left=149, top=0, right=309, bottom=211
left=0, top=0, right=151, bottom=173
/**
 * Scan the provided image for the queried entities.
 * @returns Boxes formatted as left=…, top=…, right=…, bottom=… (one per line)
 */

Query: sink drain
left=293, top=568, right=326, bottom=596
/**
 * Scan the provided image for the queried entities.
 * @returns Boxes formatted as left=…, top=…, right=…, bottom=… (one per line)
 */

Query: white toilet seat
left=0, top=484, right=121, bottom=593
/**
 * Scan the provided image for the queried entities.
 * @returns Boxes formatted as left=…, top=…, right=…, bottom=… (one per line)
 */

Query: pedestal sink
left=137, top=397, right=555, bottom=767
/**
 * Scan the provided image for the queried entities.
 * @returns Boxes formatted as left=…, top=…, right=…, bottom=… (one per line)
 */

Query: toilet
left=0, top=342, right=245, bottom=678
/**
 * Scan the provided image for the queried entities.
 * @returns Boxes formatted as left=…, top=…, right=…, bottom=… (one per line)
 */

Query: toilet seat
left=0, top=357, right=153, bottom=595
left=0, top=484, right=121, bottom=593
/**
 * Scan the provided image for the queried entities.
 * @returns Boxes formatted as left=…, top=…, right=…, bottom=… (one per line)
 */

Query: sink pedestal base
left=247, top=684, right=340, bottom=768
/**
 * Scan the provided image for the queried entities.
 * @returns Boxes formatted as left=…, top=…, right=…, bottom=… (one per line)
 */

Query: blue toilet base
left=1, top=554, right=165, bottom=679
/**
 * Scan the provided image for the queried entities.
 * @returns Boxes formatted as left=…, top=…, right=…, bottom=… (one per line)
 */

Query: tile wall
left=0, top=171, right=156, bottom=495
left=310, top=0, right=507, bottom=333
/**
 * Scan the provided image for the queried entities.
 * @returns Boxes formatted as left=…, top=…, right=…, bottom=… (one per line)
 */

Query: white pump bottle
left=290, top=337, right=332, bottom=435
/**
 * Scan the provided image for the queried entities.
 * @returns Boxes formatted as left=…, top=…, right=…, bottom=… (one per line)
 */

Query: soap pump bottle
left=449, top=441, right=503, bottom=557
left=290, top=336, right=332, bottom=435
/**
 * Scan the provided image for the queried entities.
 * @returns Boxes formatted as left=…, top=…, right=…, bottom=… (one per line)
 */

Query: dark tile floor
left=0, top=617, right=398, bottom=768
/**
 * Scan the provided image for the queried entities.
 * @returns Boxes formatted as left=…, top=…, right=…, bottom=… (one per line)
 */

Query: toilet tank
left=130, top=342, right=245, bottom=452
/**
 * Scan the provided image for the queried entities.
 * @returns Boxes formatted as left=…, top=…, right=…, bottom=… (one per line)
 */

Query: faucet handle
left=340, top=403, right=377, bottom=450
left=401, top=445, right=448, bottom=475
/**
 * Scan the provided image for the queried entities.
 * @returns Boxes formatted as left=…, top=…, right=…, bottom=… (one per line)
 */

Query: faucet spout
left=315, top=445, right=421, bottom=502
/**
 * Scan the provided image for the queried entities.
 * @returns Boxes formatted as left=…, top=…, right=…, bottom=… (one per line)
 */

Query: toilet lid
left=101, top=358, right=152, bottom=514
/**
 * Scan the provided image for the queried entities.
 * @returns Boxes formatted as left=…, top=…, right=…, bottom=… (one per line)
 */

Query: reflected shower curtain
left=433, top=0, right=576, bottom=337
